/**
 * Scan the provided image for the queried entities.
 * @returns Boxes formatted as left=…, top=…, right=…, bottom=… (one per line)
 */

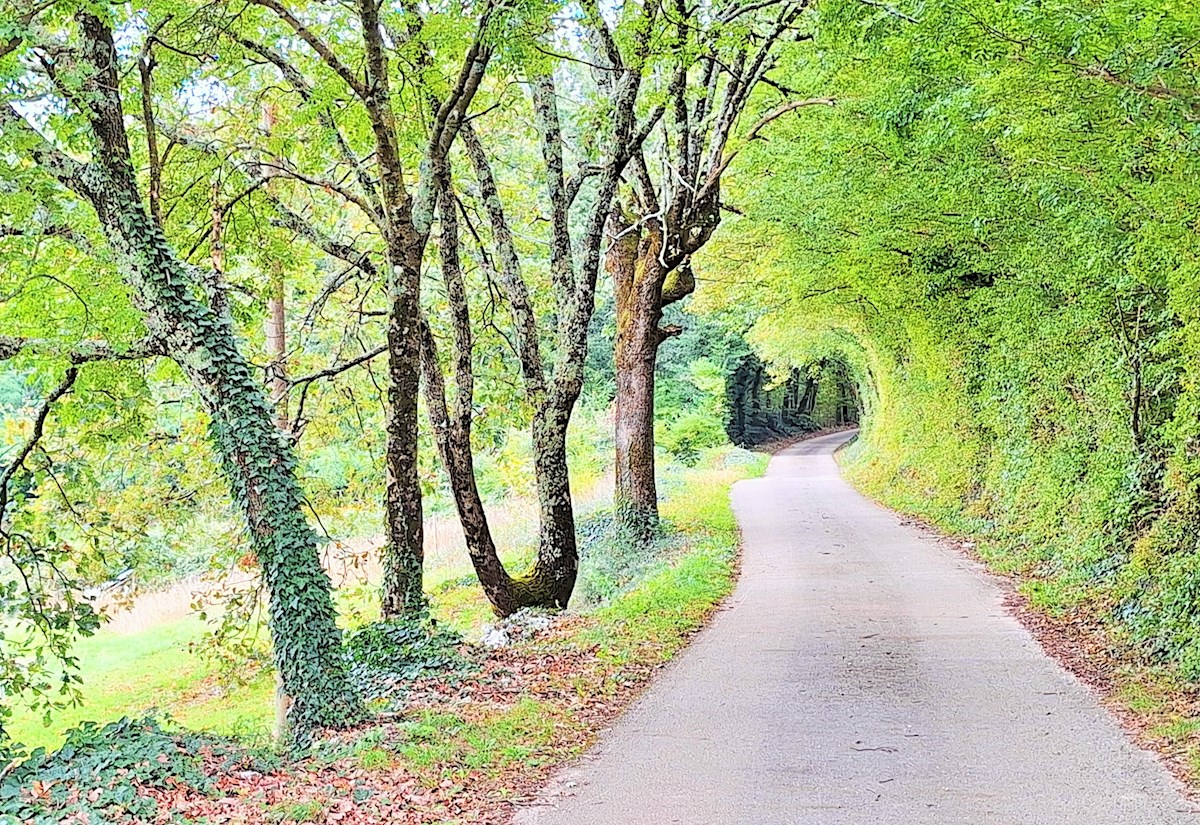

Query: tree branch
left=234, top=36, right=385, bottom=221
left=289, top=345, right=387, bottom=389
left=531, top=73, right=575, bottom=304
left=461, top=123, right=548, bottom=402
left=0, top=104, right=90, bottom=198
left=0, top=336, right=164, bottom=364
left=0, top=368, right=78, bottom=524
left=247, top=0, right=368, bottom=100
left=698, top=97, right=835, bottom=202
left=0, top=1, right=54, bottom=61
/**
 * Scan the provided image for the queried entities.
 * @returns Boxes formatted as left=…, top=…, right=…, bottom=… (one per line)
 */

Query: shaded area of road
left=516, top=430, right=1199, bottom=824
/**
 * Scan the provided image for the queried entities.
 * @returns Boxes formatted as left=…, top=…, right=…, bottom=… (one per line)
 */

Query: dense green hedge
left=700, top=0, right=1200, bottom=675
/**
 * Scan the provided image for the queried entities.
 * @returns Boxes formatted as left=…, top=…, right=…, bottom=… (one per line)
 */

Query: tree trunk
left=380, top=254, right=426, bottom=620
left=73, top=15, right=363, bottom=740
left=608, top=218, right=670, bottom=531
left=264, top=265, right=292, bottom=740
left=614, top=280, right=662, bottom=530
left=97, top=183, right=363, bottom=740
left=419, top=164, right=575, bottom=616
left=266, top=268, right=289, bottom=432
left=801, top=377, right=818, bottom=419
left=439, top=407, right=577, bottom=612
left=422, top=330, right=578, bottom=613
left=515, top=408, right=579, bottom=607
left=419, top=318, right=522, bottom=615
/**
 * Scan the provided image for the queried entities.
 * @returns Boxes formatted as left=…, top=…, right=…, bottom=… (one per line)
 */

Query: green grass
left=6, top=445, right=769, bottom=754
left=5, top=615, right=275, bottom=750
left=268, top=799, right=325, bottom=823
left=388, top=448, right=769, bottom=786
left=587, top=453, right=765, bottom=665
left=357, top=746, right=394, bottom=770
left=394, top=697, right=567, bottom=784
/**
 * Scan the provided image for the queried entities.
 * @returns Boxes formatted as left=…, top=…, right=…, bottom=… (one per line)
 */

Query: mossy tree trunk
left=524, top=407, right=580, bottom=606
left=606, top=1, right=819, bottom=532
left=2, top=13, right=366, bottom=740
left=427, top=37, right=648, bottom=615
left=607, top=214, right=690, bottom=533
left=420, top=168, right=578, bottom=615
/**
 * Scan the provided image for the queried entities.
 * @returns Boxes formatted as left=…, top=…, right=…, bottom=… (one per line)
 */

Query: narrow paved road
left=517, top=430, right=1200, bottom=825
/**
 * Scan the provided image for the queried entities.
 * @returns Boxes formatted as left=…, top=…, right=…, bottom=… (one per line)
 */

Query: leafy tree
left=704, top=0, right=1200, bottom=673
left=171, top=0, right=498, bottom=620
left=0, top=5, right=363, bottom=741
left=424, top=1, right=656, bottom=613
left=605, top=0, right=828, bottom=530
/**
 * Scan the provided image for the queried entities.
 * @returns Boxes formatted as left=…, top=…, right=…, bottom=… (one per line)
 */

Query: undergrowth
left=0, top=716, right=274, bottom=825
left=574, top=510, right=681, bottom=608
left=0, top=447, right=768, bottom=822
left=344, top=617, right=476, bottom=710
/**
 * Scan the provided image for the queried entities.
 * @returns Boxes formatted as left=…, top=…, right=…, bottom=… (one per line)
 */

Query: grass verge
left=4, top=447, right=768, bottom=824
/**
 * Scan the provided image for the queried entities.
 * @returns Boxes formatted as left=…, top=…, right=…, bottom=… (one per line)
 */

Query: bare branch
left=234, top=36, right=384, bottom=220
left=300, top=263, right=366, bottom=333
left=289, top=345, right=386, bottom=437
left=138, top=20, right=172, bottom=228
left=289, top=345, right=387, bottom=389
left=1077, top=62, right=1200, bottom=113
left=246, top=0, right=368, bottom=100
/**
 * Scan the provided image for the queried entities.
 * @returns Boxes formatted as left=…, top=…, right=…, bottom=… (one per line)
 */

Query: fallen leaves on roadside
left=135, top=612, right=706, bottom=825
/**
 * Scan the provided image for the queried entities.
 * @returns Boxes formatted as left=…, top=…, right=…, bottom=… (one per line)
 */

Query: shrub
left=658, top=411, right=727, bottom=466
left=344, top=617, right=474, bottom=708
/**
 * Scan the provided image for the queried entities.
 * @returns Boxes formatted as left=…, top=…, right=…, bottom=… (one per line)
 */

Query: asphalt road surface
left=515, top=430, right=1200, bottom=825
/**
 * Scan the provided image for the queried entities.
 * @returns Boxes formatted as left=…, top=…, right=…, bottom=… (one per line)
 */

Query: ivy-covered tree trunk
left=64, top=14, right=364, bottom=739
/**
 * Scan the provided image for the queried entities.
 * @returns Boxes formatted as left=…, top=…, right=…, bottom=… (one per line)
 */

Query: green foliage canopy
left=702, top=0, right=1200, bottom=670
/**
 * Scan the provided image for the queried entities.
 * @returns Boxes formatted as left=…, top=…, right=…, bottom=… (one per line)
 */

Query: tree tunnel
left=726, top=354, right=865, bottom=447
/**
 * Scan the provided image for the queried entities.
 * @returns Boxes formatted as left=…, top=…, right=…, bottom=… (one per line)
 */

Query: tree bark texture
left=421, top=162, right=580, bottom=614
left=608, top=216, right=665, bottom=529
left=61, top=15, right=365, bottom=738
left=380, top=252, right=426, bottom=618
left=606, top=1, right=808, bottom=531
